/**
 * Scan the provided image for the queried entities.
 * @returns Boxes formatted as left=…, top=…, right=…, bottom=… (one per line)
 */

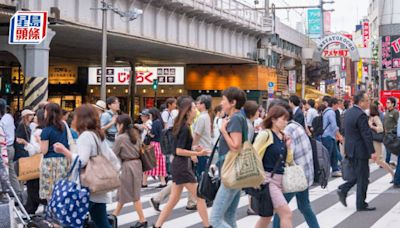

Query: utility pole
left=93, top=1, right=143, bottom=102
left=100, top=1, right=107, bottom=102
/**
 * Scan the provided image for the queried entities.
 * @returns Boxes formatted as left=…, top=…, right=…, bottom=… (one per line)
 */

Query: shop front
left=1, top=65, right=83, bottom=112
left=185, top=64, right=279, bottom=106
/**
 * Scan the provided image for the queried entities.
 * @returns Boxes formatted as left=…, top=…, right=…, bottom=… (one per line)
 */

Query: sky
left=241, top=0, right=369, bottom=33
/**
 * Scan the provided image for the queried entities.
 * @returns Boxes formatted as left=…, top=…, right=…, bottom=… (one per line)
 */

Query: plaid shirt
left=0, top=121, right=8, bottom=164
left=284, top=121, right=314, bottom=186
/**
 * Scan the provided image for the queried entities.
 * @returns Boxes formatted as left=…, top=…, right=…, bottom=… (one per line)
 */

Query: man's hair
left=354, top=91, right=367, bottom=105
left=307, top=99, right=315, bottom=108
left=221, top=87, right=247, bottom=110
left=196, top=95, right=212, bottom=110
left=322, top=96, right=333, bottom=107
left=289, top=95, right=301, bottom=107
left=332, top=98, right=338, bottom=105
left=388, top=97, right=397, bottom=106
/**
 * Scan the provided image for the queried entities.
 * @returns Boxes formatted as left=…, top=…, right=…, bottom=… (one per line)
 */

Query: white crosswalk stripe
left=111, top=163, right=400, bottom=228
left=13, top=163, right=400, bottom=228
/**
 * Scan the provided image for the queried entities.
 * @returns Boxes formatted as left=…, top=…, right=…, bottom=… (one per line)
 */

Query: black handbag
left=244, top=155, right=282, bottom=217
left=143, top=134, right=152, bottom=145
left=383, top=130, right=400, bottom=156
left=197, top=136, right=221, bottom=201
left=372, top=130, right=384, bottom=142
left=341, top=157, right=355, bottom=181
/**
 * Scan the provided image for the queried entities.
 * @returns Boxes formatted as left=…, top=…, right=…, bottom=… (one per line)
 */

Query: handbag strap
left=66, top=156, right=80, bottom=178
left=205, top=134, right=222, bottom=170
left=270, top=154, right=283, bottom=178
left=91, top=132, right=102, bottom=156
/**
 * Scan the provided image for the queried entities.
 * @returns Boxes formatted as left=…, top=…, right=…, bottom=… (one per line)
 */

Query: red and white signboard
left=322, top=49, right=350, bottom=58
left=88, top=67, right=184, bottom=85
left=324, top=11, right=331, bottom=34
left=288, top=70, right=296, bottom=94
left=363, top=21, right=370, bottom=48
left=9, top=11, right=48, bottom=44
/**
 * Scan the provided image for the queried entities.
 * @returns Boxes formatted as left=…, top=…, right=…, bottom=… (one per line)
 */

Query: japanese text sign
left=308, top=9, right=321, bottom=38
left=88, top=67, right=184, bottom=85
left=363, top=21, right=370, bottom=48
left=322, top=49, right=350, bottom=59
left=382, top=35, right=400, bottom=69
left=9, top=11, right=48, bottom=44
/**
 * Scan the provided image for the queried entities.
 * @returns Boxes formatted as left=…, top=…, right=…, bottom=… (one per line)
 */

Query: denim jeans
left=272, top=188, right=320, bottom=228
left=385, top=148, right=392, bottom=164
left=89, top=201, right=111, bottom=228
left=210, top=184, right=241, bottom=228
left=195, top=156, right=209, bottom=179
left=321, top=137, right=340, bottom=172
left=393, top=156, right=400, bottom=185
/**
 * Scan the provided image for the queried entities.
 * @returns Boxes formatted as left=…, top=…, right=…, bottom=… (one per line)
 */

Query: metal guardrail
left=172, top=0, right=266, bottom=30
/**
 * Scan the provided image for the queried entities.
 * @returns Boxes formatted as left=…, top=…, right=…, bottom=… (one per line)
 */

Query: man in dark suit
left=289, top=95, right=305, bottom=128
left=337, top=91, right=376, bottom=211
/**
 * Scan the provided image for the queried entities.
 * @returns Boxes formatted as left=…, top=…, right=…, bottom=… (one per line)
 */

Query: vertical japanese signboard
left=307, top=9, right=322, bottom=38
left=382, top=35, right=400, bottom=69
left=288, top=70, right=296, bottom=94
left=9, top=11, right=48, bottom=44
left=362, top=20, right=370, bottom=48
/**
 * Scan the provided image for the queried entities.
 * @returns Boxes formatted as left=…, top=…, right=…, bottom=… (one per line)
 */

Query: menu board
left=12, top=65, right=77, bottom=84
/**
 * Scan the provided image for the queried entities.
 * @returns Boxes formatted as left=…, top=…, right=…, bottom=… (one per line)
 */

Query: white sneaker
left=332, top=171, right=342, bottom=177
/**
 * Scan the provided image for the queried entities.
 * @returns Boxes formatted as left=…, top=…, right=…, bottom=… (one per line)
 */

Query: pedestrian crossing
left=111, top=163, right=400, bottom=228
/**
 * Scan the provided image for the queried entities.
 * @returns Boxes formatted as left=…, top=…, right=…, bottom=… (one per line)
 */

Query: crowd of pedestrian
left=1, top=87, right=399, bottom=228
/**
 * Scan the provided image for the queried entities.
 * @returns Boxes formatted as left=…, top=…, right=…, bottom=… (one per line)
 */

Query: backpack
left=160, top=128, right=175, bottom=155
left=311, top=109, right=331, bottom=138
left=309, top=137, right=330, bottom=188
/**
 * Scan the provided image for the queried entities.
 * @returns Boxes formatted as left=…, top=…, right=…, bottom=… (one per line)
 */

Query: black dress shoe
left=247, top=208, right=257, bottom=216
left=337, top=190, right=347, bottom=207
left=357, top=206, right=376, bottom=211
left=131, top=221, right=148, bottom=228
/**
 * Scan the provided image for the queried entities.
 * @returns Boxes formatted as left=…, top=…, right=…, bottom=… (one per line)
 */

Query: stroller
left=0, top=166, right=53, bottom=228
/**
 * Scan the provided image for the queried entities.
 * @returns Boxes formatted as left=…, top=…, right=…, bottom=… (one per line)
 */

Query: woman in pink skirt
left=142, top=108, right=167, bottom=188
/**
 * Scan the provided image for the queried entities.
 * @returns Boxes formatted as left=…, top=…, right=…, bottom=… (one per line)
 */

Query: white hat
left=93, top=100, right=106, bottom=111
left=21, top=109, right=35, bottom=117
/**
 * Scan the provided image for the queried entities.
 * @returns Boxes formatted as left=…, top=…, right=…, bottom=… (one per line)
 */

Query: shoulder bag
left=197, top=135, right=221, bottom=201
left=17, top=153, right=42, bottom=181
left=244, top=155, right=282, bottom=217
left=64, top=122, right=77, bottom=153
left=80, top=133, right=121, bottom=193
left=282, top=160, right=308, bottom=193
left=221, top=115, right=265, bottom=189
left=47, top=157, right=90, bottom=227
left=140, top=143, right=156, bottom=172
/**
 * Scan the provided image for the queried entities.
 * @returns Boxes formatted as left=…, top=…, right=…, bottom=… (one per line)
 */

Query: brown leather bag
left=80, top=134, right=120, bottom=193
left=17, top=153, right=42, bottom=181
left=140, top=144, right=156, bottom=172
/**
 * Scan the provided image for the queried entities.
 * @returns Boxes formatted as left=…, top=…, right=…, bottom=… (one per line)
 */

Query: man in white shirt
left=161, top=98, right=178, bottom=129
left=0, top=103, right=21, bottom=198
left=306, top=99, right=318, bottom=131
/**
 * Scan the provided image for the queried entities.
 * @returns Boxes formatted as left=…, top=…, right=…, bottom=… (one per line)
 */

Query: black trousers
left=339, top=158, right=370, bottom=209
left=25, top=179, right=46, bottom=214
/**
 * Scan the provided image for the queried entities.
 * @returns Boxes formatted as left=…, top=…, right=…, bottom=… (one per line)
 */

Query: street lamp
left=93, top=1, right=143, bottom=101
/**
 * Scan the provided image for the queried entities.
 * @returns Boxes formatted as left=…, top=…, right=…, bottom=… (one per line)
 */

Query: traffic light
left=152, top=79, right=158, bottom=90
left=5, top=83, right=11, bottom=94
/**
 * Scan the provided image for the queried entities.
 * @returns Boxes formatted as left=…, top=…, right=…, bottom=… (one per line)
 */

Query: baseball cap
left=140, top=109, right=150, bottom=116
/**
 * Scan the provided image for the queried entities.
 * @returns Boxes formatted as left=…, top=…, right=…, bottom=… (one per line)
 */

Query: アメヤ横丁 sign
left=315, top=34, right=360, bottom=61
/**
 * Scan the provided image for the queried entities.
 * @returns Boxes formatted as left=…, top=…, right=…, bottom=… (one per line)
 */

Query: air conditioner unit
left=283, top=58, right=296, bottom=70
left=257, top=48, right=267, bottom=60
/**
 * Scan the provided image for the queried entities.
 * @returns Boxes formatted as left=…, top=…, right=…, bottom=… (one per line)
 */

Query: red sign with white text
left=363, top=21, right=370, bottom=47
left=322, top=49, right=350, bottom=59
